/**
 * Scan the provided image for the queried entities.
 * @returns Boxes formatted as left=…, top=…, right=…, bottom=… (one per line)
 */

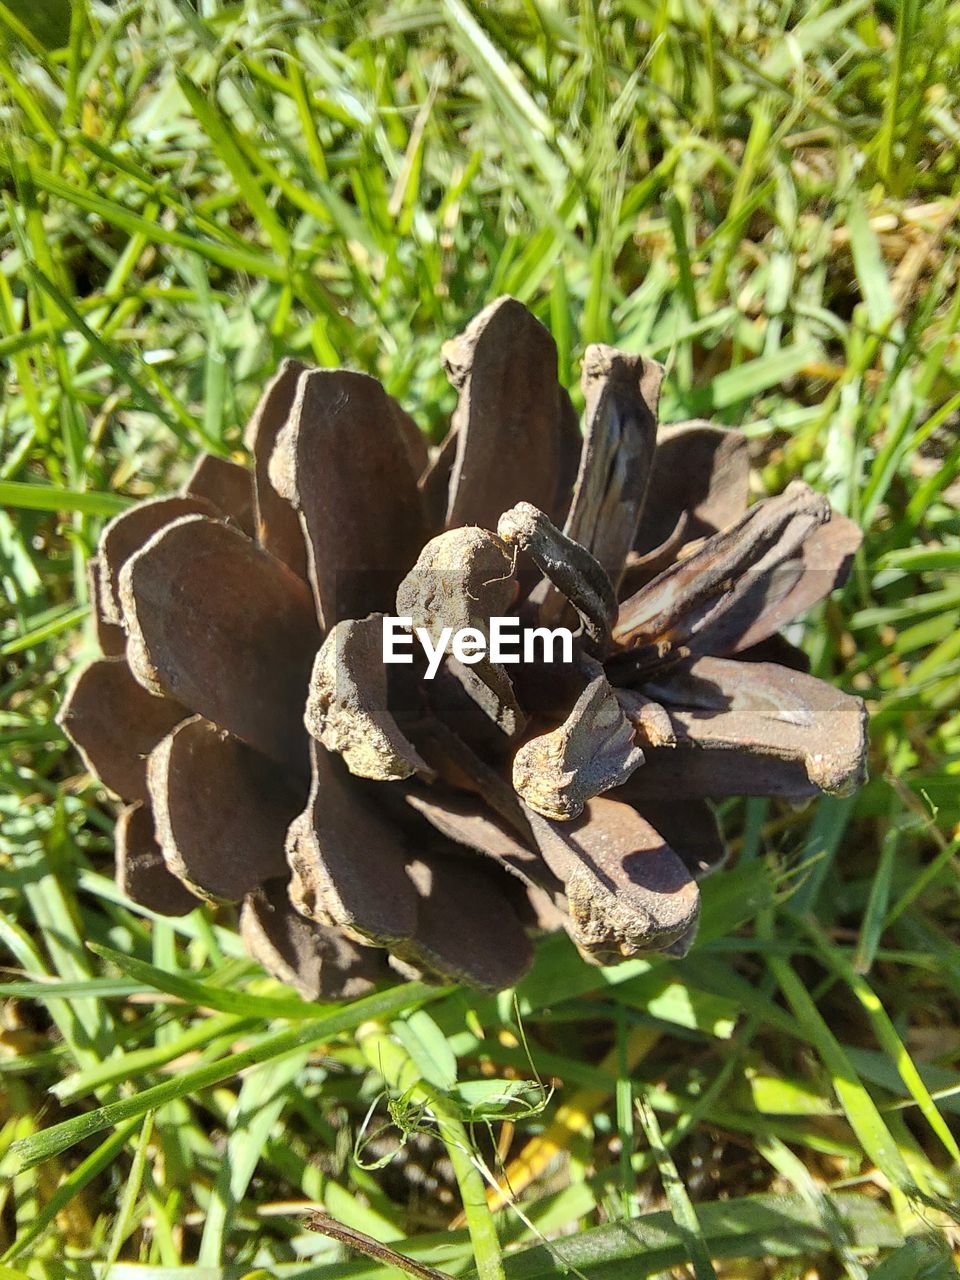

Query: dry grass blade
left=306, top=1211, right=457, bottom=1280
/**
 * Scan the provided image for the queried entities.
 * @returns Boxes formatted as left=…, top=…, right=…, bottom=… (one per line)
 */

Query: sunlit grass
left=1, top=0, right=959, bottom=1274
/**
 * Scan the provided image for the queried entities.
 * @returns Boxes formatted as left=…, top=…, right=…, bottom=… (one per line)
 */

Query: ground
left=1, top=1, right=959, bottom=1276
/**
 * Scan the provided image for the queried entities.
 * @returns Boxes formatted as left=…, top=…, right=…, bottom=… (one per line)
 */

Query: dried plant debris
left=60, top=296, right=867, bottom=994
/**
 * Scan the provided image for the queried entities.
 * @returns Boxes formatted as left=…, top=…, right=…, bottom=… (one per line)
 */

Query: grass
left=1, top=0, right=959, bottom=1274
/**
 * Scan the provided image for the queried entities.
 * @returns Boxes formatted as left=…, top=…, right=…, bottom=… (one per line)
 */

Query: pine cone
left=59, top=297, right=867, bottom=996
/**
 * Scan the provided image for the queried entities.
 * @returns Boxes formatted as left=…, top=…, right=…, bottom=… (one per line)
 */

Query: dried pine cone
left=59, top=297, right=867, bottom=997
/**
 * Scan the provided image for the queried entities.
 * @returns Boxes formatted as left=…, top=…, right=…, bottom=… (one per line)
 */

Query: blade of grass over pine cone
left=0, top=480, right=132, bottom=516
left=87, top=942, right=343, bottom=1019
left=12, top=979, right=446, bottom=1170
left=51, top=1012, right=256, bottom=1104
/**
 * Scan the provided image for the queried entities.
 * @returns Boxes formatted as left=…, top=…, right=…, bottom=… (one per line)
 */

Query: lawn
left=1, top=0, right=959, bottom=1275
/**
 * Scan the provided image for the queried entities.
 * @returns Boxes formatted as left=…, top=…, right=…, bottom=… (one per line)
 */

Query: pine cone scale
left=118, top=514, right=318, bottom=773
left=59, top=656, right=187, bottom=803
left=270, top=369, right=431, bottom=629
left=244, top=357, right=311, bottom=576
left=442, top=296, right=566, bottom=529
left=147, top=715, right=302, bottom=902
left=562, top=345, right=663, bottom=591
left=634, top=420, right=751, bottom=555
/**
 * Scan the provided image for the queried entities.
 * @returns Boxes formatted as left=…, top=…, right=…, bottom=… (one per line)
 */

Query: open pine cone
left=59, top=297, right=867, bottom=997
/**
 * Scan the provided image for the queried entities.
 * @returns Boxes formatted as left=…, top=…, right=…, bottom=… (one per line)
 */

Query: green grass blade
left=11, top=981, right=445, bottom=1169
